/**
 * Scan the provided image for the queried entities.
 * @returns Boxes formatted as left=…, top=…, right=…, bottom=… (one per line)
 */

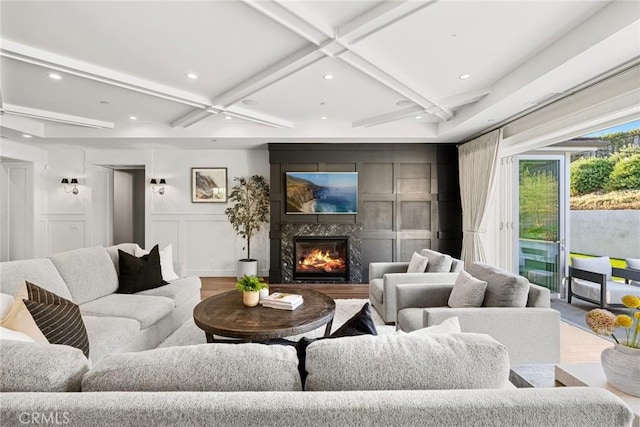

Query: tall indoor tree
left=225, top=175, right=270, bottom=277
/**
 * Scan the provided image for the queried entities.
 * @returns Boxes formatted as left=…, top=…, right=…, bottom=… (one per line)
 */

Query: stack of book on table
left=261, top=292, right=303, bottom=310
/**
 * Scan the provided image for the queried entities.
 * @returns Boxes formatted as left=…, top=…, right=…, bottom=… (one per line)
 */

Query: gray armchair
left=395, top=265, right=561, bottom=366
left=368, top=250, right=463, bottom=324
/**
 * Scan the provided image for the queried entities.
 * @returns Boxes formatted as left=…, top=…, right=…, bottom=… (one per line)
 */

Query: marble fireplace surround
left=281, top=223, right=363, bottom=283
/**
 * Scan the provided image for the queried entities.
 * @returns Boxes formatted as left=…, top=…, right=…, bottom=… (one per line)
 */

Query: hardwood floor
left=200, top=277, right=610, bottom=364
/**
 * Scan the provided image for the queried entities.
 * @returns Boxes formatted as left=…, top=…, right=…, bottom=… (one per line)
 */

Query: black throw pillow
left=117, top=245, right=168, bottom=294
left=295, top=302, right=378, bottom=386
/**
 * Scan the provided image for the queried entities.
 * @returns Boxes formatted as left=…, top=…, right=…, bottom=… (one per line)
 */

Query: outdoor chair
left=568, top=256, right=640, bottom=308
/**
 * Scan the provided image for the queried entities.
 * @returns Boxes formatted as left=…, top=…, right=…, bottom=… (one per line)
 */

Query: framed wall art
left=191, top=167, right=227, bottom=203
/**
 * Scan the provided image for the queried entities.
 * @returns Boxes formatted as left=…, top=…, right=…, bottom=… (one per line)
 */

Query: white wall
left=1, top=140, right=270, bottom=276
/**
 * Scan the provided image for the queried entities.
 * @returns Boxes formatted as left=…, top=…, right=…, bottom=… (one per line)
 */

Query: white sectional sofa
left=0, top=243, right=201, bottom=362
left=1, top=330, right=634, bottom=426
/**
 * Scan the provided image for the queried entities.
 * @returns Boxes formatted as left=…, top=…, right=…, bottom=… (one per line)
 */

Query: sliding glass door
left=516, top=155, right=566, bottom=294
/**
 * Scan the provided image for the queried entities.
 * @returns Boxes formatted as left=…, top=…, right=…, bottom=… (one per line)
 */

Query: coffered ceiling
left=1, top=0, right=639, bottom=149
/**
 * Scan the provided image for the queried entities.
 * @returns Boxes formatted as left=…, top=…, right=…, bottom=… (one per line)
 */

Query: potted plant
left=585, top=294, right=640, bottom=396
left=225, top=175, right=270, bottom=278
left=236, top=275, right=268, bottom=307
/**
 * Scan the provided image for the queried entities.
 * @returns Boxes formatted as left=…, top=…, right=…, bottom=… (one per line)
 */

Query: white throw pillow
left=406, top=252, right=429, bottom=273
left=448, top=270, right=488, bottom=308
left=400, top=317, right=461, bottom=335
left=135, top=244, right=180, bottom=281
left=0, top=326, right=36, bottom=342
left=0, top=293, right=14, bottom=320
left=626, top=258, right=640, bottom=270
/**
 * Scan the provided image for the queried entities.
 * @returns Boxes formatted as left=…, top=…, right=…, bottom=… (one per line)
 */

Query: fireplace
left=294, top=237, right=349, bottom=281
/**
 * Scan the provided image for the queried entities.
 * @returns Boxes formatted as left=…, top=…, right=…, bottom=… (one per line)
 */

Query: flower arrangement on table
left=585, top=294, right=640, bottom=348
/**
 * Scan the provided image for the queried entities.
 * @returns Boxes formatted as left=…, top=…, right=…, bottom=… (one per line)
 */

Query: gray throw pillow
left=448, top=270, right=488, bottom=308
left=468, top=262, right=529, bottom=307
left=420, top=249, right=453, bottom=273
left=406, top=252, right=429, bottom=273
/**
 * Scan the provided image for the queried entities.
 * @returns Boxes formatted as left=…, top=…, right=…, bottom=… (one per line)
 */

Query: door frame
left=514, top=154, right=568, bottom=295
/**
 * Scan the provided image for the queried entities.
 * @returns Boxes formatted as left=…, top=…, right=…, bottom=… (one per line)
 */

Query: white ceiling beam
left=224, top=106, right=293, bottom=129
left=213, top=44, right=325, bottom=108
left=1, top=40, right=212, bottom=109
left=438, top=88, right=491, bottom=110
left=1, top=104, right=114, bottom=129
left=353, top=105, right=424, bottom=128
left=171, top=109, right=216, bottom=129
left=241, top=0, right=332, bottom=45
left=337, top=0, right=437, bottom=45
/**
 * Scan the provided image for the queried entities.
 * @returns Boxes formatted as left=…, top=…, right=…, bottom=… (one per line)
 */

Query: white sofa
left=0, top=329, right=633, bottom=426
left=396, top=262, right=561, bottom=366
left=0, top=243, right=202, bottom=363
left=369, top=249, right=463, bottom=323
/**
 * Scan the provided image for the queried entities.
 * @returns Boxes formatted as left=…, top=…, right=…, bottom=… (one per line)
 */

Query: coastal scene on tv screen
left=286, top=172, right=358, bottom=214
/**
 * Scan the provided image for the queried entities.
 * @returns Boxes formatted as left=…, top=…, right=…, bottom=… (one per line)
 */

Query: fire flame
left=297, top=249, right=345, bottom=272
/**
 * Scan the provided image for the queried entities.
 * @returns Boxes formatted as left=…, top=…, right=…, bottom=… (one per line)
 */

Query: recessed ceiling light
left=396, top=100, right=413, bottom=107
left=129, top=116, right=137, bottom=120
left=320, top=116, right=327, bottom=120
left=458, top=74, right=471, bottom=80
left=415, top=116, right=422, bottom=120
left=22, top=134, right=32, bottom=138
left=48, top=72, right=62, bottom=80
left=224, top=116, right=232, bottom=120
left=322, top=74, right=333, bottom=80
left=242, top=99, right=256, bottom=105
left=186, top=72, right=198, bottom=80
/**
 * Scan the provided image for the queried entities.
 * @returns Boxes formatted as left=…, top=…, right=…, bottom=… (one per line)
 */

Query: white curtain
left=458, top=129, right=501, bottom=267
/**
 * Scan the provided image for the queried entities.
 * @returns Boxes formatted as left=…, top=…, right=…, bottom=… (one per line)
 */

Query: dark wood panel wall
left=268, top=143, right=462, bottom=283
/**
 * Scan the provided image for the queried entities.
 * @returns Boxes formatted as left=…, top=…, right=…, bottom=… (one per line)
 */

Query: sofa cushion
left=406, top=252, right=429, bottom=273
left=421, top=249, right=453, bottom=273
left=117, top=245, right=168, bottom=294
left=1, top=282, right=90, bottom=358
left=136, top=277, right=201, bottom=307
left=572, top=279, right=633, bottom=305
left=305, top=333, right=510, bottom=391
left=82, top=343, right=302, bottom=392
left=403, top=317, right=461, bottom=335
left=82, top=315, right=140, bottom=363
left=469, top=262, right=529, bottom=307
left=397, top=308, right=424, bottom=332
left=80, top=294, right=174, bottom=329
left=0, top=341, right=89, bottom=392
left=135, top=244, right=180, bottom=281
left=49, top=247, right=119, bottom=305
left=448, top=270, right=487, bottom=308
left=369, top=278, right=383, bottom=303
left=0, top=258, right=72, bottom=301
left=572, top=256, right=612, bottom=280
left=104, top=243, right=140, bottom=275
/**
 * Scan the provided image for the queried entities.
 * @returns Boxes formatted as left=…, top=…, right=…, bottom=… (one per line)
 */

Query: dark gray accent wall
left=268, top=143, right=462, bottom=283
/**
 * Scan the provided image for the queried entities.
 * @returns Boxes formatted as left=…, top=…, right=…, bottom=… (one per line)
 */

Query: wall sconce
left=61, top=178, right=79, bottom=195
left=150, top=178, right=166, bottom=195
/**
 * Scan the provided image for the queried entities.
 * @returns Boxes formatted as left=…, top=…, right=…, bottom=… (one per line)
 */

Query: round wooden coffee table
left=193, top=286, right=336, bottom=343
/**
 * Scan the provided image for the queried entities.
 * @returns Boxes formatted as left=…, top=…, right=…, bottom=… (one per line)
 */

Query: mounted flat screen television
left=286, top=172, right=358, bottom=214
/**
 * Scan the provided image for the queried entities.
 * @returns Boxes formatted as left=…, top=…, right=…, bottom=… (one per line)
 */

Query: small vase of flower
left=585, top=294, right=640, bottom=397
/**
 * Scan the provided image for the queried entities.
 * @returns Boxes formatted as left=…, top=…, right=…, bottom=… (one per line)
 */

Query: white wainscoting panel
left=184, top=216, right=237, bottom=276
left=48, top=217, right=86, bottom=254
left=150, top=219, right=179, bottom=259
